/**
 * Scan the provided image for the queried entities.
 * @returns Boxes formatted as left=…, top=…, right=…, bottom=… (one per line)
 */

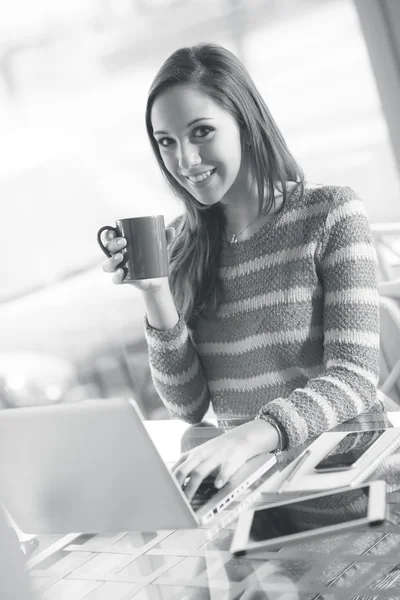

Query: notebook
left=258, top=427, right=400, bottom=496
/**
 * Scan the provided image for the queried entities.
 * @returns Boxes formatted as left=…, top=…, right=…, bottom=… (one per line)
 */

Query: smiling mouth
left=185, top=169, right=216, bottom=184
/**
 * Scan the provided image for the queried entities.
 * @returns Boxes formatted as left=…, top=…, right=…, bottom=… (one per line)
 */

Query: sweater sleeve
left=143, top=312, right=211, bottom=424
left=261, top=186, right=383, bottom=448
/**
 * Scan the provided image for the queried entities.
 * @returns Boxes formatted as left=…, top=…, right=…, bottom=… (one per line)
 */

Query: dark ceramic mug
left=97, top=215, right=169, bottom=281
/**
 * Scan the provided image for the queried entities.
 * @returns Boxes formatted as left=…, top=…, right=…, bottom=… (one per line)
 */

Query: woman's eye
left=157, top=137, right=174, bottom=148
left=193, top=126, right=214, bottom=138
left=156, top=127, right=213, bottom=149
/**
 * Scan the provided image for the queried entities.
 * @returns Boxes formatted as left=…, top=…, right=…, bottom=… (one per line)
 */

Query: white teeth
left=188, top=170, right=214, bottom=183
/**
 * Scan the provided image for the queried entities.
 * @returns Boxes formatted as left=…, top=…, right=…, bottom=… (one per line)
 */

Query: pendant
left=231, top=233, right=238, bottom=243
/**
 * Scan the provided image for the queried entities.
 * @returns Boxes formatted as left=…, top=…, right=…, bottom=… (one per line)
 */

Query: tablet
left=230, top=480, right=386, bottom=555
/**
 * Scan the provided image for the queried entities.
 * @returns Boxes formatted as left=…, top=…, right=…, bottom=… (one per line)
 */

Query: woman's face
left=151, top=84, right=249, bottom=207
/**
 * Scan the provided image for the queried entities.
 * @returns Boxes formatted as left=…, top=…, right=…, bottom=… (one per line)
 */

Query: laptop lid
left=0, top=399, right=198, bottom=533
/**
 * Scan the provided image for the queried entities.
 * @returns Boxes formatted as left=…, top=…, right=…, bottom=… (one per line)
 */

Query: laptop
left=0, top=399, right=276, bottom=534
left=0, top=506, right=37, bottom=600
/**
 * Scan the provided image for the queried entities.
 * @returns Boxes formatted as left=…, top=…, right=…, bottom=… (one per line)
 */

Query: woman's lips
left=185, top=168, right=216, bottom=188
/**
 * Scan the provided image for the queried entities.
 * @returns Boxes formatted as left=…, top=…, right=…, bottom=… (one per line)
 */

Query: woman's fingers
left=101, top=253, right=124, bottom=273
left=112, top=268, right=126, bottom=285
left=172, top=439, right=249, bottom=500
left=171, top=451, right=190, bottom=473
left=172, top=441, right=226, bottom=501
left=101, top=232, right=127, bottom=281
left=173, top=448, right=211, bottom=487
left=173, top=455, right=198, bottom=488
left=106, top=237, right=126, bottom=255
left=180, top=458, right=220, bottom=502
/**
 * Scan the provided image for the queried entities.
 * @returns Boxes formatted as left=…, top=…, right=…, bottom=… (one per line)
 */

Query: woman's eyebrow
left=153, top=117, right=215, bottom=135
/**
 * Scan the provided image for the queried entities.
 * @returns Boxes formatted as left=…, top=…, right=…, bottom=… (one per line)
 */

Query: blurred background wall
left=1, top=0, right=400, bottom=415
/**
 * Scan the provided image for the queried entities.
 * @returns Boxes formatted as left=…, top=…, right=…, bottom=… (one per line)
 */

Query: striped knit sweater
left=144, top=183, right=383, bottom=449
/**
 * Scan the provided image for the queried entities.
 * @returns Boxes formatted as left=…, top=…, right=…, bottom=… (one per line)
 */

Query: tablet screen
left=314, top=430, right=385, bottom=471
left=249, top=486, right=370, bottom=542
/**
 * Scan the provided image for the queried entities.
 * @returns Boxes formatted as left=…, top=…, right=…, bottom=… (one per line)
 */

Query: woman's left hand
left=172, top=419, right=279, bottom=501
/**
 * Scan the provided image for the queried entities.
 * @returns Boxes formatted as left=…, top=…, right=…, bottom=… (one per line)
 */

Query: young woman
left=101, top=43, right=384, bottom=501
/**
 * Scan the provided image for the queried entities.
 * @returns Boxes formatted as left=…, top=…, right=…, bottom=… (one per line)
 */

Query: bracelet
left=258, top=407, right=288, bottom=448
left=255, top=413, right=285, bottom=455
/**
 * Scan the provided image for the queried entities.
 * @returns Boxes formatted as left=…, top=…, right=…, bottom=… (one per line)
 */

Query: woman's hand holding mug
left=97, top=215, right=175, bottom=292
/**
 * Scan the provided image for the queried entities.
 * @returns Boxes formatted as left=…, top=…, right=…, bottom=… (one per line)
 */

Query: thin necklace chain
left=225, top=212, right=266, bottom=244
left=224, top=186, right=290, bottom=243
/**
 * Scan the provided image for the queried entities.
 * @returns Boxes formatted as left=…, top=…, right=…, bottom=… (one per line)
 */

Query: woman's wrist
left=241, top=418, right=280, bottom=455
left=142, top=280, right=179, bottom=330
left=255, top=412, right=287, bottom=454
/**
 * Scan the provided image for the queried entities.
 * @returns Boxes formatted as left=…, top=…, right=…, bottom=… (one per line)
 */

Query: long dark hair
left=145, top=43, right=304, bottom=324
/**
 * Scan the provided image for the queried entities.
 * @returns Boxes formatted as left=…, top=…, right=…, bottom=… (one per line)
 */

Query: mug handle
left=97, top=225, right=119, bottom=258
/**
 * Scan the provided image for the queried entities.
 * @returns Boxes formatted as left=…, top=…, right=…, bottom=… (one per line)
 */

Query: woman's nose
left=178, top=143, right=201, bottom=171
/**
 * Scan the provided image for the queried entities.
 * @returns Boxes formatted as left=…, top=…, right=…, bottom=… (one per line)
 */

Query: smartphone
left=313, top=429, right=386, bottom=472
left=230, top=480, right=386, bottom=555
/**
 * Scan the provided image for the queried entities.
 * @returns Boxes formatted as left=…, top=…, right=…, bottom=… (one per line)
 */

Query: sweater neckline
left=221, top=181, right=304, bottom=250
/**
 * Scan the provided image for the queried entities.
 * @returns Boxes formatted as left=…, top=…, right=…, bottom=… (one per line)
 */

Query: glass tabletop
left=26, top=410, right=400, bottom=600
